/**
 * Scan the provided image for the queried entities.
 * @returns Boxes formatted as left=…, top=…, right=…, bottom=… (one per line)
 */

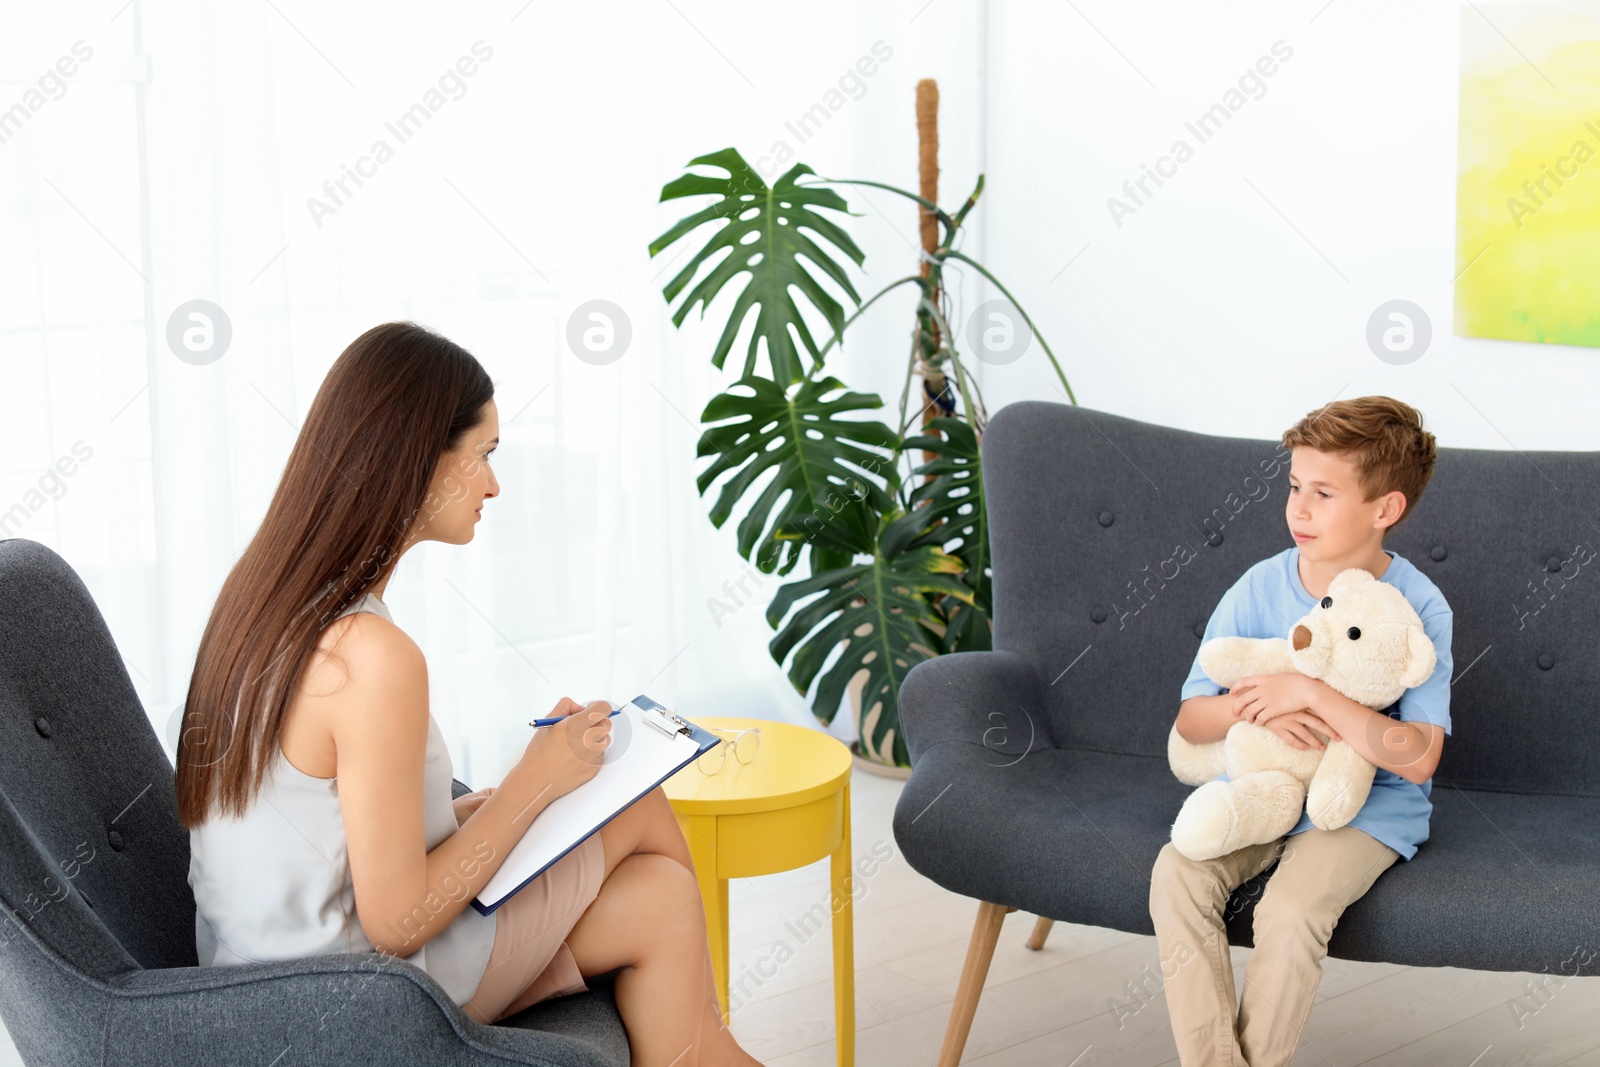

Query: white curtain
left=1, top=0, right=986, bottom=788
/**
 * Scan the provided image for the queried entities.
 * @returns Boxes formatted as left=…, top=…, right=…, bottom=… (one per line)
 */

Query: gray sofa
left=0, top=537, right=629, bottom=1066
left=893, top=400, right=1600, bottom=1064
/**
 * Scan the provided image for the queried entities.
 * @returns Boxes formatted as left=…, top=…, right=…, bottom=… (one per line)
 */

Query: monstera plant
left=649, top=146, right=1074, bottom=768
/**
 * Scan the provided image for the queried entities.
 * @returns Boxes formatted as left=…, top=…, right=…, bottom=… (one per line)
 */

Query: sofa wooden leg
left=1025, top=916, right=1054, bottom=951
left=937, top=901, right=1013, bottom=1067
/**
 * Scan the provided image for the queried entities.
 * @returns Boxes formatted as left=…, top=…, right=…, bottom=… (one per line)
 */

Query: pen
left=528, top=706, right=624, bottom=729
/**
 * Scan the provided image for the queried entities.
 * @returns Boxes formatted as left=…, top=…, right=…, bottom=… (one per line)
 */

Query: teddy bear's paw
left=1173, top=771, right=1306, bottom=862
left=1307, top=782, right=1362, bottom=830
left=1171, top=782, right=1237, bottom=862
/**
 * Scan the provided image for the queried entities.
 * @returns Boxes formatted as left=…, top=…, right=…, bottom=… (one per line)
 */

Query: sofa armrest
left=107, top=953, right=616, bottom=1066
left=899, top=650, right=1054, bottom=765
left=451, top=777, right=473, bottom=800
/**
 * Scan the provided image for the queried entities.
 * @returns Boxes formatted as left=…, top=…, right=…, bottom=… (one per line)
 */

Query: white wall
left=970, top=0, right=1598, bottom=452
left=1, top=0, right=1591, bottom=790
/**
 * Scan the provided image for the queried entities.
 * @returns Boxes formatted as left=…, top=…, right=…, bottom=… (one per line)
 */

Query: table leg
left=830, top=781, right=855, bottom=1067
left=713, top=876, right=729, bottom=1022
left=682, top=811, right=731, bottom=1024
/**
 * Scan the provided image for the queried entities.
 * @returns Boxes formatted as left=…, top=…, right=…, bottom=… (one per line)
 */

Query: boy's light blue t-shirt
left=1179, top=546, right=1454, bottom=861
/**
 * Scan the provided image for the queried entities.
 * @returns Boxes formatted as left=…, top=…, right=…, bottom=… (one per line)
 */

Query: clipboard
left=472, top=694, right=720, bottom=916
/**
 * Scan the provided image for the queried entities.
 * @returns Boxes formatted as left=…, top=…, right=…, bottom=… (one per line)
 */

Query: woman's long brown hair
left=175, top=321, right=493, bottom=827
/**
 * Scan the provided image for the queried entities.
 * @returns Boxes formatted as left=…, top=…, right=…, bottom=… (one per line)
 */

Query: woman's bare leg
left=609, top=788, right=753, bottom=1063
left=540, top=787, right=756, bottom=1066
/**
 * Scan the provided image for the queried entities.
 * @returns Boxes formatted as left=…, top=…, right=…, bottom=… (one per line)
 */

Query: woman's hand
left=452, top=787, right=495, bottom=826
left=516, top=697, right=612, bottom=801
left=542, top=696, right=585, bottom=721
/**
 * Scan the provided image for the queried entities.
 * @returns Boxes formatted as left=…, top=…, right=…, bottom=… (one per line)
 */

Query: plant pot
left=843, top=667, right=912, bottom=778
left=850, top=740, right=912, bottom=779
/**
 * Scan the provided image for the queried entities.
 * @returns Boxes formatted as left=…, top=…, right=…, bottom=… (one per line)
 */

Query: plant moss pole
left=915, top=78, right=952, bottom=473
left=844, top=80, right=946, bottom=781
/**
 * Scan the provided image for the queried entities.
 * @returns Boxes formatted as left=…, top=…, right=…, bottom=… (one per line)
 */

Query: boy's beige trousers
left=1148, top=824, right=1401, bottom=1067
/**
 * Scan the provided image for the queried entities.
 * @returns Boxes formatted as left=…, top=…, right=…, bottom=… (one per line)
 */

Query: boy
left=1148, top=396, right=1453, bottom=1067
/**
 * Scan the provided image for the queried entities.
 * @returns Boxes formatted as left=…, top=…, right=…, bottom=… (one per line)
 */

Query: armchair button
left=1192, top=621, right=1206, bottom=639
left=1547, top=556, right=1564, bottom=573
left=1090, top=605, right=1109, bottom=624
left=1097, top=510, right=1115, bottom=527
left=34, top=717, right=52, bottom=738
left=107, top=829, right=125, bottom=851
left=1538, top=653, right=1555, bottom=670
left=1430, top=545, right=1447, bottom=561
left=1204, top=530, right=1223, bottom=547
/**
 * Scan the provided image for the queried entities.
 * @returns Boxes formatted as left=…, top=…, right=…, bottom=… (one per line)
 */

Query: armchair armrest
left=107, top=953, right=616, bottom=1066
left=899, top=651, right=1054, bottom=765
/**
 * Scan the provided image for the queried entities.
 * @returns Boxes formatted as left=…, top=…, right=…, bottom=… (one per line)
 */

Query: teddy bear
left=1164, top=567, right=1436, bottom=862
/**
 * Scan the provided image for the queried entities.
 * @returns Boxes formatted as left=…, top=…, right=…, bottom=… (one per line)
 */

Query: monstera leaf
left=697, top=375, right=900, bottom=576
left=766, top=531, right=973, bottom=764
left=885, top=417, right=991, bottom=653
left=648, top=147, right=1071, bottom=769
left=650, top=148, right=865, bottom=387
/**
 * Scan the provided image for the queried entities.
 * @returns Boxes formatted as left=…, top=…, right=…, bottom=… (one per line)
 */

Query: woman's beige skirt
left=461, top=834, right=606, bottom=1024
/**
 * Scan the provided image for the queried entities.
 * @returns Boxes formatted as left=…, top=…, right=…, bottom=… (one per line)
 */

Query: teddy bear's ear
left=1329, top=568, right=1376, bottom=591
left=1401, top=623, right=1437, bottom=689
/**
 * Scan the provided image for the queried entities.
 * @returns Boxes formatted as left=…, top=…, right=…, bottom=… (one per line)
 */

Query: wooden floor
left=5, top=768, right=1598, bottom=1066
left=713, top=771, right=1600, bottom=1066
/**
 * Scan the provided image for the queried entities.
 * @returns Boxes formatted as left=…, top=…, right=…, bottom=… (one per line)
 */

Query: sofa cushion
left=893, top=740, right=1600, bottom=973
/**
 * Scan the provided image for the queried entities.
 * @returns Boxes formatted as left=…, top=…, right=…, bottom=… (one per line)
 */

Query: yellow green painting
left=1455, top=1, right=1600, bottom=347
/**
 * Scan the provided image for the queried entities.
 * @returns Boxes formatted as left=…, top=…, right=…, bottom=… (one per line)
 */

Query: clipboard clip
left=636, top=697, right=694, bottom=740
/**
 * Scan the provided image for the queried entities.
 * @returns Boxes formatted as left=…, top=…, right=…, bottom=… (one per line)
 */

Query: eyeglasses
left=696, top=727, right=761, bottom=775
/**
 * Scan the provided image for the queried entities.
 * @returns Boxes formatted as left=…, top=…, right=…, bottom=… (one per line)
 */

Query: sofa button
left=1538, top=653, right=1555, bottom=670
left=107, top=829, right=125, bottom=852
left=34, top=717, right=52, bottom=738
left=1090, top=605, right=1108, bottom=624
left=1097, top=510, right=1115, bottom=527
left=1430, top=545, right=1447, bottom=561
left=1204, top=530, right=1223, bottom=547
left=1192, top=621, right=1206, bottom=639
left=1546, top=556, right=1563, bottom=572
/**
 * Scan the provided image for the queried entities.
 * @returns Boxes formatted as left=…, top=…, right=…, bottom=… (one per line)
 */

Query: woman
left=175, top=321, right=763, bottom=1066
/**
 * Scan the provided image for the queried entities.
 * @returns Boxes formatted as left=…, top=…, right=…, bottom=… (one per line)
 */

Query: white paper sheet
left=473, top=697, right=706, bottom=914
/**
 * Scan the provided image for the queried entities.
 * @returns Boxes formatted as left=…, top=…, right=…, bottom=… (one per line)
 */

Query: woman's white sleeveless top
left=187, top=592, right=497, bottom=1006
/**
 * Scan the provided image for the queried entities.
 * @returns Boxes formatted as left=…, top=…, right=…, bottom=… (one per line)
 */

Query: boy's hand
left=1260, top=710, right=1340, bottom=751
left=1231, top=673, right=1327, bottom=730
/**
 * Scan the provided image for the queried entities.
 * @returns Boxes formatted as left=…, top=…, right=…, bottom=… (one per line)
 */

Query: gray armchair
left=892, top=401, right=1600, bottom=1065
left=0, top=537, right=629, bottom=1066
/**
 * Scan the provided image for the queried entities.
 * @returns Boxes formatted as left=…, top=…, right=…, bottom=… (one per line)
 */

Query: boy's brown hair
left=1281, top=396, right=1438, bottom=532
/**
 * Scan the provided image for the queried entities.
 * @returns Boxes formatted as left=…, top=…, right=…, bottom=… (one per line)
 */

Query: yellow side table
left=663, top=716, right=855, bottom=1067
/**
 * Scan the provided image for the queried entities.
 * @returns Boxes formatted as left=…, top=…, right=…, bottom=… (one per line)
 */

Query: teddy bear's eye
left=1347, top=626, right=1361, bottom=640
left=1320, top=596, right=1333, bottom=609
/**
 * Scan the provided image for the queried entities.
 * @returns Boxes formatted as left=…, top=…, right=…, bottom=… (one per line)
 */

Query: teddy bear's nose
left=1292, top=624, right=1312, bottom=651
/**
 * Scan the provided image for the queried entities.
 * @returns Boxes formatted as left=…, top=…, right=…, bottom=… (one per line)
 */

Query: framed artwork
left=1455, top=1, right=1600, bottom=347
